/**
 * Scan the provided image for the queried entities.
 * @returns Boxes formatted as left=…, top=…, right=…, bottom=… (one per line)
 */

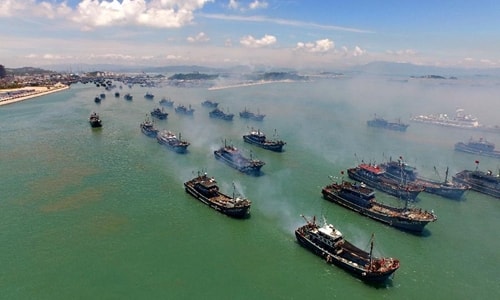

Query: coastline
left=0, top=84, right=69, bottom=106
left=208, top=79, right=294, bottom=90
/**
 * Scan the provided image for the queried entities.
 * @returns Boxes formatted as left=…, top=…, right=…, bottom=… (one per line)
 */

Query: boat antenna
left=445, top=167, right=449, bottom=183
left=354, top=153, right=360, bottom=164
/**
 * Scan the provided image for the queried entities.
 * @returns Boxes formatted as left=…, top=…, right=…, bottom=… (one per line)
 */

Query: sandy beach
left=0, top=84, right=69, bottom=106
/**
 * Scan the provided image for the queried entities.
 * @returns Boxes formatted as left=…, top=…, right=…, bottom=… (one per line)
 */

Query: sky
left=1, top=0, right=500, bottom=70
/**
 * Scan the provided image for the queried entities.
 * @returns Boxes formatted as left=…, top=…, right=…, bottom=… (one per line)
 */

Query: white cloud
left=228, top=0, right=239, bottom=10
left=240, top=34, right=276, bottom=48
left=71, top=0, right=214, bottom=30
left=295, top=39, right=334, bottom=53
left=352, top=46, right=365, bottom=57
left=249, top=1, right=268, bottom=10
left=187, top=32, right=210, bottom=43
left=386, top=49, right=417, bottom=56
left=227, top=0, right=268, bottom=11
left=1, top=0, right=213, bottom=30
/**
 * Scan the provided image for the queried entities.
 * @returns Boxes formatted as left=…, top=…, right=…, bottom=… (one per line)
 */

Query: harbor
left=1, top=76, right=499, bottom=299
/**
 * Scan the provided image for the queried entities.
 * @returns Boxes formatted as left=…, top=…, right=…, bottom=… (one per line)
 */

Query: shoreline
left=0, top=84, right=70, bottom=106
left=208, top=79, right=294, bottom=91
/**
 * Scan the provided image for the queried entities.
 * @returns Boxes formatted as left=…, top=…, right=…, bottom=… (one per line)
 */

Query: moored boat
left=243, top=128, right=286, bottom=152
left=156, top=130, right=190, bottom=153
left=322, top=179, right=437, bottom=232
left=124, top=93, right=133, bottom=101
left=347, top=163, right=424, bottom=200
left=94, top=96, right=101, bottom=103
left=347, top=163, right=424, bottom=201
left=214, top=142, right=265, bottom=175
left=144, top=92, right=154, bottom=99
left=140, top=116, right=158, bottom=137
left=175, top=104, right=195, bottom=115
left=295, top=215, right=400, bottom=283
left=381, top=159, right=469, bottom=200
left=150, top=107, right=168, bottom=120
left=209, top=108, right=234, bottom=121
left=454, top=137, right=500, bottom=159
left=239, top=108, right=265, bottom=121
left=367, top=115, right=408, bottom=131
left=201, top=100, right=219, bottom=108
left=184, top=172, right=251, bottom=218
left=453, top=168, right=500, bottom=199
left=89, top=112, right=102, bottom=128
left=159, top=97, right=174, bottom=107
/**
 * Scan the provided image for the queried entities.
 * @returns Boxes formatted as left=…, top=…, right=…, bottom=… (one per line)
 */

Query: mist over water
left=1, top=73, right=499, bottom=299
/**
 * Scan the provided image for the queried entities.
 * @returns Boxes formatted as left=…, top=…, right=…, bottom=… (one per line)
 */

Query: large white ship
left=411, top=109, right=500, bottom=133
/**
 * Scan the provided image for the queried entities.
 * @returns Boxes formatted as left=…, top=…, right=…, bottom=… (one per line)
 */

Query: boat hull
left=89, top=121, right=102, bottom=128
left=454, top=143, right=500, bottom=159
left=453, top=170, right=500, bottom=199
left=322, top=188, right=433, bottom=232
left=295, top=230, right=397, bottom=283
left=214, top=150, right=264, bottom=175
left=347, top=168, right=422, bottom=201
left=184, top=184, right=250, bottom=218
left=243, top=135, right=284, bottom=152
left=157, top=137, right=189, bottom=153
left=141, top=126, right=158, bottom=138
left=417, top=179, right=468, bottom=200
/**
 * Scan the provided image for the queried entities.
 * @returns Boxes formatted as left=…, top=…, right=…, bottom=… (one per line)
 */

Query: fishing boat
left=159, top=97, right=174, bottom=107
left=156, top=130, right=190, bottom=153
left=114, top=92, right=120, bottom=97
left=94, top=96, right=101, bottom=103
left=175, top=104, right=195, bottom=115
left=150, top=107, right=168, bottom=120
left=209, top=108, right=234, bottom=121
left=184, top=172, right=251, bottom=218
left=89, top=112, right=102, bottom=128
left=144, top=92, right=154, bottom=99
left=214, top=142, right=265, bottom=175
left=295, top=215, right=400, bottom=283
left=454, top=137, right=500, bottom=159
left=201, top=100, right=219, bottom=108
left=322, top=179, right=437, bottom=232
left=367, top=115, right=408, bottom=131
left=453, top=167, right=500, bottom=199
left=347, top=163, right=424, bottom=201
left=140, top=116, right=158, bottom=138
left=239, top=108, right=265, bottom=121
left=124, top=93, right=133, bottom=101
left=381, top=159, right=469, bottom=200
left=243, top=128, right=286, bottom=152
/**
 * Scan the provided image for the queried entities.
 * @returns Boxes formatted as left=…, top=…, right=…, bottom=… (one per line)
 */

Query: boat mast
left=369, top=233, right=374, bottom=268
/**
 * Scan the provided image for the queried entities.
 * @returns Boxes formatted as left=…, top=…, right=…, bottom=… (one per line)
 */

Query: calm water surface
left=1, top=76, right=499, bottom=299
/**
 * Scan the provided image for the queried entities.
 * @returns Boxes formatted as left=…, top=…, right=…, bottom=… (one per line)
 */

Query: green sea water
left=1, top=76, right=499, bottom=299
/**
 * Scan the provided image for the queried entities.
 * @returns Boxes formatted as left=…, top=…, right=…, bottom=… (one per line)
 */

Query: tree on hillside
left=0, top=65, right=6, bottom=78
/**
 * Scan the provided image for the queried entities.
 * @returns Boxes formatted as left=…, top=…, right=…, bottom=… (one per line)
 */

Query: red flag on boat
left=341, top=171, right=344, bottom=175
left=475, top=160, right=480, bottom=164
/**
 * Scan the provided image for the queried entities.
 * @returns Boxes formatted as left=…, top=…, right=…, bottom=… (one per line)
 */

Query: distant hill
left=353, top=61, right=500, bottom=78
left=34, top=61, right=500, bottom=78
left=7, top=67, right=56, bottom=76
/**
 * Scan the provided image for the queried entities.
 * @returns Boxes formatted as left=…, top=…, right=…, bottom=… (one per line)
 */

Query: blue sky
left=1, top=0, right=499, bottom=69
